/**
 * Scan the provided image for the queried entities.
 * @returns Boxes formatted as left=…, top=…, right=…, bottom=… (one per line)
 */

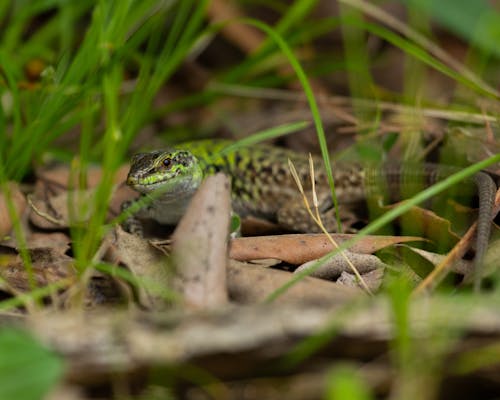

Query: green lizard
left=125, top=139, right=496, bottom=275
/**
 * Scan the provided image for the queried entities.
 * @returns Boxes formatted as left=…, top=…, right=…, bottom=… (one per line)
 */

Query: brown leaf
left=29, top=232, right=71, bottom=253
left=30, top=164, right=131, bottom=229
left=29, top=188, right=94, bottom=229
left=405, top=237, right=500, bottom=280
left=0, top=221, right=71, bottom=254
left=400, top=245, right=472, bottom=276
left=228, top=260, right=361, bottom=305
left=229, top=233, right=425, bottom=264
left=110, top=226, right=171, bottom=310
left=0, top=247, right=76, bottom=293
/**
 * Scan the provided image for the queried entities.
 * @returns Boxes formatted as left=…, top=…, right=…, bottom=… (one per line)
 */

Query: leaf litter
left=0, top=158, right=498, bottom=398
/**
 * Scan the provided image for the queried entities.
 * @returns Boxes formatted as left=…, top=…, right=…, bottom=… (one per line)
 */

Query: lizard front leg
left=121, top=198, right=146, bottom=236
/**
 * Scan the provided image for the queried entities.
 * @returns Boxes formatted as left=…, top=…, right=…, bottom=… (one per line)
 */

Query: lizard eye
left=162, top=158, right=172, bottom=168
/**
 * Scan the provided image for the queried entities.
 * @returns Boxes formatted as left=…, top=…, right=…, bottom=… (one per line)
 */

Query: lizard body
left=126, top=139, right=496, bottom=274
left=126, top=140, right=365, bottom=229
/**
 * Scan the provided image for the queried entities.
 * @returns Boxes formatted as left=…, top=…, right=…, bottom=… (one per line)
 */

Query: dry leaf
left=229, top=233, right=425, bottom=264
left=110, top=226, right=171, bottom=310
left=30, top=164, right=131, bottom=229
left=26, top=232, right=70, bottom=254
left=0, top=247, right=76, bottom=293
left=29, top=188, right=95, bottom=229
left=400, top=245, right=473, bottom=276
left=228, top=259, right=361, bottom=304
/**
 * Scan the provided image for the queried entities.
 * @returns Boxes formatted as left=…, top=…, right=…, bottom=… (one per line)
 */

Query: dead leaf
left=30, top=164, right=131, bottom=229
left=28, top=232, right=71, bottom=254
left=1, top=231, right=71, bottom=255
left=110, top=226, right=172, bottom=310
left=228, top=260, right=361, bottom=304
left=29, top=188, right=95, bottom=229
left=229, top=233, right=425, bottom=264
left=0, top=247, right=76, bottom=293
left=400, top=245, right=473, bottom=276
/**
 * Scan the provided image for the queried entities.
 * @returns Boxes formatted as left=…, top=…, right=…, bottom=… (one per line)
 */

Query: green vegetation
left=0, top=328, right=63, bottom=400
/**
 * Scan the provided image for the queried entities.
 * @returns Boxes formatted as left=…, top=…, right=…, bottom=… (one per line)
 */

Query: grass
left=1, top=0, right=500, bottom=398
left=1, top=0, right=211, bottom=277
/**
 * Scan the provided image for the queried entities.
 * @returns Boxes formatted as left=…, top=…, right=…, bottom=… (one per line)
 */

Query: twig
left=27, top=194, right=64, bottom=226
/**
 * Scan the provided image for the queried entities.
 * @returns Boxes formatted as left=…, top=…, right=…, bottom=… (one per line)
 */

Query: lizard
left=125, top=139, right=497, bottom=281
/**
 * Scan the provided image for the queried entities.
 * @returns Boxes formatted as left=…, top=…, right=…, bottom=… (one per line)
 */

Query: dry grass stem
left=288, top=158, right=372, bottom=295
left=309, top=154, right=320, bottom=219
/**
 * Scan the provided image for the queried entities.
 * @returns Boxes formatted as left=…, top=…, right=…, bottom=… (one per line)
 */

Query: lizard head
left=126, top=149, right=203, bottom=198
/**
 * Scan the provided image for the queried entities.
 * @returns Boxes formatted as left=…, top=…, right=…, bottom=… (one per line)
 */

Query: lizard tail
left=473, top=172, right=496, bottom=291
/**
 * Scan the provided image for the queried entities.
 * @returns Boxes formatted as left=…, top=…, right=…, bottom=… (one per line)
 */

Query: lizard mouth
left=126, top=175, right=158, bottom=187
left=126, top=176, right=170, bottom=194
left=126, top=176, right=139, bottom=186
left=126, top=171, right=196, bottom=197
left=126, top=170, right=178, bottom=188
